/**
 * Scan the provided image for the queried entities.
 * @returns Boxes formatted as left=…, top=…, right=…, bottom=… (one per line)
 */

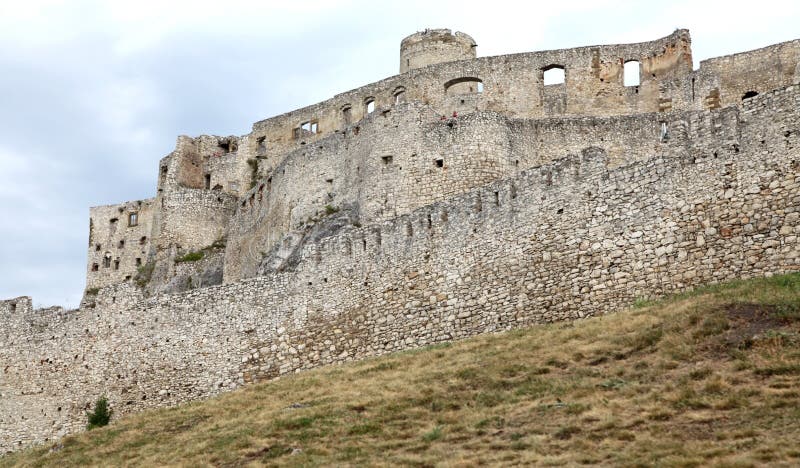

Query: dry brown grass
left=3, top=273, right=800, bottom=467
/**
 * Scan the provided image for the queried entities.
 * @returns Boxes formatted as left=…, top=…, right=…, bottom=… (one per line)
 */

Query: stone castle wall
left=82, top=30, right=799, bottom=293
left=86, top=199, right=156, bottom=290
left=3, top=84, right=798, bottom=452
left=223, top=104, right=675, bottom=283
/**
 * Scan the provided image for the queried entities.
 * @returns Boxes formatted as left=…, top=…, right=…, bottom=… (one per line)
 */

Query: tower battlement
left=399, top=28, right=477, bottom=73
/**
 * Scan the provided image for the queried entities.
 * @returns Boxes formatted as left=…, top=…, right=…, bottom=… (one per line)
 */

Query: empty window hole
left=742, top=90, right=759, bottom=100
left=624, top=60, right=640, bottom=87
left=543, top=66, right=565, bottom=85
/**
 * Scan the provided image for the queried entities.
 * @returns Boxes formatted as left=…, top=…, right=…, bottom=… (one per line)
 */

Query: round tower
left=400, top=29, right=476, bottom=74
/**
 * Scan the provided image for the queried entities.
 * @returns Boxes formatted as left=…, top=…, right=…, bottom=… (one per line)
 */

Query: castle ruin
left=2, top=28, right=799, bottom=451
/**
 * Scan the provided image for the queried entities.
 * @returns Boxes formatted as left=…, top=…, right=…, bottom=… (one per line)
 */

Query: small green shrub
left=175, top=251, right=204, bottom=263
left=84, top=287, right=100, bottom=296
left=633, top=297, right=656, bottom=308
left=86, top=396, right=113, bottom=430
left=422, top=426, right=443, bottom=442
left=134, top=261, right=155, bottom=288
left=246, top=159, right=259, bottom=189
left=324, top=205, right=340, bottom=215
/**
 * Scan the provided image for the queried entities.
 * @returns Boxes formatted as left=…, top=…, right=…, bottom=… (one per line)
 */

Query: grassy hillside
left=3, top=273, right=800, bottom=467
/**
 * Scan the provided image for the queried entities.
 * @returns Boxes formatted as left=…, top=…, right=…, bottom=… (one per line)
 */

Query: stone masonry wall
left=223, top=103, right=674, bottom=282
left=86, top=199, right=156, bottom=290
left=2, top=84, right=798, bottom=452
left=84, top=30, right=798, bottom=294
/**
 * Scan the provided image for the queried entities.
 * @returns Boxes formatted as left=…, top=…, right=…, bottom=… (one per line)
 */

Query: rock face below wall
left=1, top=84, right=799, bottom=452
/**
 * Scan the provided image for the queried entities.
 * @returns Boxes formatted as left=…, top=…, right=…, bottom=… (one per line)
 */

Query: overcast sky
left=1, top=0, right=798, bottom=308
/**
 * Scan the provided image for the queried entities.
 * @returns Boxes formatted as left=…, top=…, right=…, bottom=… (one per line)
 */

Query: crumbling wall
left=691, top=39, right=800, bottom=111
left=3, top=84, right=798, bottom=453
left=85, top=199, right=156, bottom=292
left=225, top=102, right=676, bottom=282
left=399, top=29, right=477, bottom=73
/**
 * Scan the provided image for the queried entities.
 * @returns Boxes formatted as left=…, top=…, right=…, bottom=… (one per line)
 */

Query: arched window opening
left=341, top=104, right=352, bottom=124
left=542, top=65, right=565, bottom=86
left=742, top=90, right=759, bottom=101
left=103, top=253, right=112, bottom=268
left=393, top=87, right=406, bottom=104
left=365, top=98, right=376, bottom=114
left=444, top=77, right=483, bottom=96
left=624, top=60, right=640, bottom=87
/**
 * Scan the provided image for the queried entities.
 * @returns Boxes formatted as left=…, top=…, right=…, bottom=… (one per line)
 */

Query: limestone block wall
left=2, top=84, right=798, bottom=453
left=691, top=39, right=800, bottom=111
left=192, top=31, right=797, bottom=216
left=156, top=188, right=236, bottom=252
left=224, top=102, right=678, bottom=283
left=86, top=199, right=155, bottom=290
left=245, top=30, right=692, bottom=161
left=81, top=25, right=800, bottom=294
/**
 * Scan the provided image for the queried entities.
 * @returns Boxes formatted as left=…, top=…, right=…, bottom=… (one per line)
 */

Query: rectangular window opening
left=624, top=60, right=641, bottom=87
left=382, top=155, right=393, bottom=165
left=435, top=158, right=444, bottom=168
left=128, top=212, right=138, bottom=227
left=543, top=66, right=565, bottom=86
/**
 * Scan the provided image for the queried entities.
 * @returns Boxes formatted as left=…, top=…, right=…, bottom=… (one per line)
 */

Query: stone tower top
left=400, top=28, right=477, bottom=74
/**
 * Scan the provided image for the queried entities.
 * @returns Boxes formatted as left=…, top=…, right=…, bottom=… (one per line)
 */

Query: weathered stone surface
left=1, top=29, right=800, bottom=453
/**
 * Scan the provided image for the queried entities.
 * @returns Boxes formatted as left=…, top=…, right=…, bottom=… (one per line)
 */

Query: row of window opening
left=541, top=61, right=641, bottom=87
left=91, top=255, right=142, bottom=271
left=94, top=236, right=147, bottom=252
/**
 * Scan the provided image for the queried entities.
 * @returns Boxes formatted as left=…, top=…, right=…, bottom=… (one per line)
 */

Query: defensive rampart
left=2, top=84, right=798, bottom=451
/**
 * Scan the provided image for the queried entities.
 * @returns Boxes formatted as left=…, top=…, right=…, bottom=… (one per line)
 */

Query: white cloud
left=0, top=0, right=798, bottom=308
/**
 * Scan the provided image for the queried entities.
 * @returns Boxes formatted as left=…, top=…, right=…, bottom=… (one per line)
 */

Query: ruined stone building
left=2, top=29, right=800, bottom=451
